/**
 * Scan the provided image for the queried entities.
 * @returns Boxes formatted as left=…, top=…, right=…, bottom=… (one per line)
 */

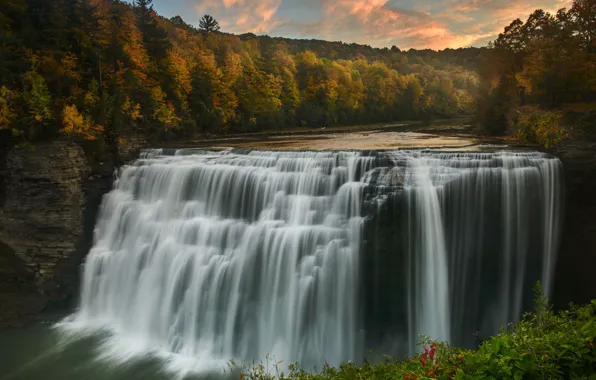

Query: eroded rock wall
left=0, top=142, right=90, bottom=325
left=0, top=142, right=91, bottom=293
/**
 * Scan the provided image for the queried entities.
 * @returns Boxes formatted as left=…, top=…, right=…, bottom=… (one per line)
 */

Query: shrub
left=515, top=111, right=569, bottom=148
left=231, top=283, right=596, bottom=379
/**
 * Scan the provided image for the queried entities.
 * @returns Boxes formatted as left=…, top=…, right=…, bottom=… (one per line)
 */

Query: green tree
left=134, top=0, right=170, bottom=60
left=22, top=64, right=52, bottom=127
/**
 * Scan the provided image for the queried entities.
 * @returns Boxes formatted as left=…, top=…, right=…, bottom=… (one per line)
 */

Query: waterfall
left=63, top=148, right=562, bottom=375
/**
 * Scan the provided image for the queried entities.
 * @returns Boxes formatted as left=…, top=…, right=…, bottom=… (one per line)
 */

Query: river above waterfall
left=164, top=123, right=517, bottom=152
left=0, top=146, right=562, bottom=380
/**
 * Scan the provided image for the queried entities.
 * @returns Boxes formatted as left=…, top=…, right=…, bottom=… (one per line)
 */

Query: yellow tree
left=151, top=86, right=180, bottom=131
left=61, top=104, right=104, bottom=140
left=166, top=47, right=192, bottom=110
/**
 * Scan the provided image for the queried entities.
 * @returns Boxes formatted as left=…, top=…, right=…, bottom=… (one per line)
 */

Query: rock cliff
left=0, top=135, right=149, bottom=326
left=0, top=142, right=90, bottom=325
left=552, top=140, right=596, bottom=307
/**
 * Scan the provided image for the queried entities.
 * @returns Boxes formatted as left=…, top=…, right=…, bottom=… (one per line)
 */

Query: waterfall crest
left=64, top=148, right=562, bottom=374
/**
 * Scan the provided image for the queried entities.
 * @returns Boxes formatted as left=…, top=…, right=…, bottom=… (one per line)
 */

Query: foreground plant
left=231, top=283, right=596, bottom=380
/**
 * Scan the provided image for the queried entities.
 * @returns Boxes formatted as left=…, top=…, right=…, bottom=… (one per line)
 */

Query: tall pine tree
left=134, top=0, right=170, bottom=60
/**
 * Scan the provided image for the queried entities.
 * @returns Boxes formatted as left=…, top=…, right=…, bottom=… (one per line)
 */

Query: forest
left=0, top=0, right=479, bottom=144
left=0, top=0, right=594, bottom=145
left=476, top=0, right=596, bottom=146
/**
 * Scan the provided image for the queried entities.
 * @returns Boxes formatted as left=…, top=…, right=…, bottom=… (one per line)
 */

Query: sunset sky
left=151, top=0, right=573, bottom=50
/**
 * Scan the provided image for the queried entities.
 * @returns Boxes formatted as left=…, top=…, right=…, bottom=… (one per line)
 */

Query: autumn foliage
left=2, top=0, right=592, bottom=147
left=476, top=0, right=596, bottom=144
left=0, top=0, right=478, bottom=145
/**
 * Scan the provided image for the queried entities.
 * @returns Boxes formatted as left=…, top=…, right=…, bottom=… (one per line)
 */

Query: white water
left=62, top=149, right=562, bottom=375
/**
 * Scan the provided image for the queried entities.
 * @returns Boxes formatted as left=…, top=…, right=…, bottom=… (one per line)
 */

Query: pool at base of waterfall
left=0, top=325, right=239, bottom=380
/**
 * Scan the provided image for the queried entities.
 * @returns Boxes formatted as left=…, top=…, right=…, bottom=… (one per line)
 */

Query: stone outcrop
left=0, top=136, right=147, bottom=326
left=551, top=140, right=596, bottom=307
left=0, top=142, right=90, bottom=293
left=0, top=143, right=90, bottom=326
left=117, top=134, right=149, bottom=164
left=0, top=142, right=84, bottom=325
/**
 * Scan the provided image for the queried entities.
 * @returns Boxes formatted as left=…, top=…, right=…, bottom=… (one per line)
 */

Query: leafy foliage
left=60, top=104, right=104, bottom=140
left=515, top=110, right=568, bottom=148
left=230, top=284, right=596, bottom=380
left=477, top=0, right=596, bottom=144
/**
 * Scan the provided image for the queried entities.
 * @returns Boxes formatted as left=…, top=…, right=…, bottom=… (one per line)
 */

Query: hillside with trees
left=0, top=0, right=479, bottom=145
left=1, top=0, right=593, bottom=148
left=475, top=0, right=596, bottom=147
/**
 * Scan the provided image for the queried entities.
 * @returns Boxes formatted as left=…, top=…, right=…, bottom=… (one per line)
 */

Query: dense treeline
left=0, top=0, right=478, bottom=144
left=476, top=0, right=596, bottom=145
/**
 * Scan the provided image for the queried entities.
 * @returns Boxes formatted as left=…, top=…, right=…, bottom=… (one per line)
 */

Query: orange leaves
left=59, top=53, right=82, bottom=83
left=60, top=104, right=104, bottom=141
left=167, top=48, right=192, bottom=97
left=122, top=97, right=143, bottom=122
left=223, top=52, right=242, bottom=84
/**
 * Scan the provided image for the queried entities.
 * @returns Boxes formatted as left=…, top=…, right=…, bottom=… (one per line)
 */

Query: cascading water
left=62, top=148, right=562, bottom=375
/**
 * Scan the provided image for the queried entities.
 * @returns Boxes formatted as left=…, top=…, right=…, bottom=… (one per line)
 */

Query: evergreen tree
left=134, top=0, right=170, bottom=60
left=199, top=15, right=220, bottom=33
left=0, top=0, right=26, bottom=86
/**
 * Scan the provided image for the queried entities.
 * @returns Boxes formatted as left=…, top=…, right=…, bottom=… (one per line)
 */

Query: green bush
left=232, top=283, right=596, bottom=380
left=515, top=111, right=569, bottom=148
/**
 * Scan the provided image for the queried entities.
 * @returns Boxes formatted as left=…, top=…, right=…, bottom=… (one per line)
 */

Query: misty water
left=0, top=147, right=562, bottom=380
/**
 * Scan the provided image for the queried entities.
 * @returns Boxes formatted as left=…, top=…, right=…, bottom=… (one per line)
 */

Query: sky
left=151, top=0, right=574, bottom=50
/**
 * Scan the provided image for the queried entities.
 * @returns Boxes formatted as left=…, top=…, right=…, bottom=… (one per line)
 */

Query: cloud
left=175, top=0, right=575, bottom=49
left=194, top=0, right=284, bottom=34
left=452, top=0, right=496, bottom=13
left=305, top=0, right=490, bottom=49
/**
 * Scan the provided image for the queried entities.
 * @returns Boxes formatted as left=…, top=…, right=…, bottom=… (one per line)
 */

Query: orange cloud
left=188, top=0, right=576, bottom=49
left=313, top=0, right=487, bottom=49
left=194, top=0, right=283, bottom=33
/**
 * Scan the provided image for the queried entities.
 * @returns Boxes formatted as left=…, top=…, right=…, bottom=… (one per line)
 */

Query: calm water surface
left=0, top=324, right=235, bottom=380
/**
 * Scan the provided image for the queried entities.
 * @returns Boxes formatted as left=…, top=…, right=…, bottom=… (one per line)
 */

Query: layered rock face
left=0, top=135, right=149, bottom=327
left=0, top=142, right=91, bottom=325
left=0, top=142, right=89, bottom=291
